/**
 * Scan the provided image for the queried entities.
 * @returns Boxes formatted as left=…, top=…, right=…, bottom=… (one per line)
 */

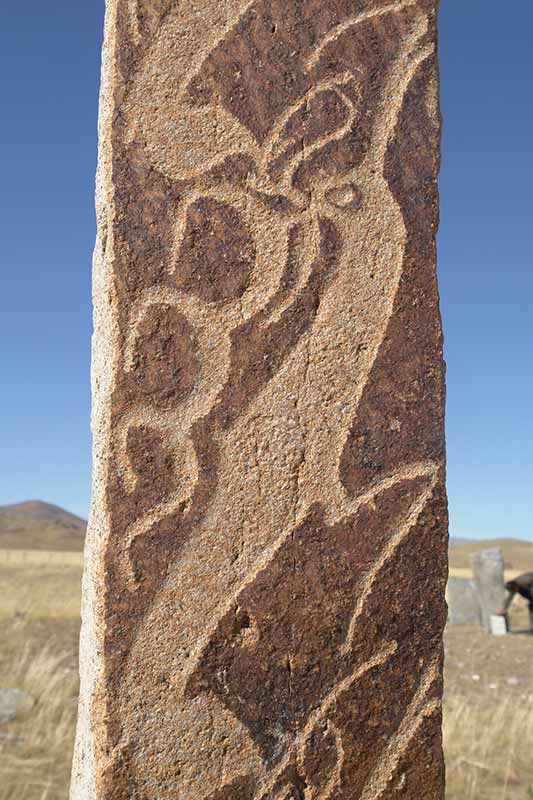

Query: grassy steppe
left=0, top=558, right=80, bottom=799
left=0, top=552, right=532, bottom=799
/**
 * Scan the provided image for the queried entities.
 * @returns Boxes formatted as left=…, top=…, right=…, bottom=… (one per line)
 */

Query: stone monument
left=71, top=2, right=448, bottom=798
left=446, top=576, right=482, bottom=627
left=471, top=548, right=506, bottom=632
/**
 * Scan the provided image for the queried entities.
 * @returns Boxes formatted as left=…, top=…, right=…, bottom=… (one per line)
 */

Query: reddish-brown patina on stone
left=72, top=2, right=447, bottom=799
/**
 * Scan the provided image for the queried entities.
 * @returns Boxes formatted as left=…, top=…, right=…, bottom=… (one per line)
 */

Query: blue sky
left=1, top=2, right=531, bottom=540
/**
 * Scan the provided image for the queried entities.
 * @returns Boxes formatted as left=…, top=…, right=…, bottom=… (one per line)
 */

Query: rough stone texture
left=446, top=577, right=482, bottom=627
left=71, top=2, right=447, bottom=799
left=471, top=548, right=506, bottom=632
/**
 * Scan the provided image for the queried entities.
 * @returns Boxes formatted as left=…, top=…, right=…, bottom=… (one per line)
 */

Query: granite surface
left=71, top=2, right=447, bottom=798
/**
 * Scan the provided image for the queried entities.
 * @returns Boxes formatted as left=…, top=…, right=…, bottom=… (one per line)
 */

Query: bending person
left=501, top=572, right=533, bottom=633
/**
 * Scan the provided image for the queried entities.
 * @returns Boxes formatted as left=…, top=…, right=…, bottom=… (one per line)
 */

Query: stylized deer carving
left=102, top=2, right=442, bottom=798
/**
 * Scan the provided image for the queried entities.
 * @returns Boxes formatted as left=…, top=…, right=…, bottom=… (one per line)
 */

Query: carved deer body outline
left=105, top=2, right=443, bottom=798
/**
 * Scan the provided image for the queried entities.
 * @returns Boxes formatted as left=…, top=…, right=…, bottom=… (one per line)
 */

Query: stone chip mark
left=252, top=641, right=399, bottom=800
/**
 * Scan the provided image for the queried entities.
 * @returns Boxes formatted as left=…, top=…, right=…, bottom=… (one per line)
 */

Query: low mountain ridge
left=449, top=537, right=533, bottom=573
left=1, top=500, right=531, bottom=564
left=0, top=500, right=86, bottom=552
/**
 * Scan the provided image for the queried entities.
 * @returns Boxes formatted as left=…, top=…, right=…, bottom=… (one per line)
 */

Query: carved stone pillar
left=71, top=2, right=447, bottom=798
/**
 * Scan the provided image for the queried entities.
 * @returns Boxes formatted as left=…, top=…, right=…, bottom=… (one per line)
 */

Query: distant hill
left=449, top=537, right=533, bottom=573
left=0, top=501, right=86, bottom=552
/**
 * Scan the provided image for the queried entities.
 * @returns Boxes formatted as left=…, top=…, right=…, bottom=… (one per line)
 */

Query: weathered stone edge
left=70, top=2, right=120, bottom=797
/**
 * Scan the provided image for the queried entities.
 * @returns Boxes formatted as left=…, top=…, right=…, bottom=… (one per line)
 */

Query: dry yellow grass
left=0, top=560, right=81, bottom=799
left=0, top=617, right=79, bottom=800
left=0, top=561, right=82, bottom=621
left=1, top=559, right=532, bottom=798
left=449, top=567, right=522, bottom=581
left=444, top=697, right=533, bottom=799
left=0, top=549, right=83, bottom=567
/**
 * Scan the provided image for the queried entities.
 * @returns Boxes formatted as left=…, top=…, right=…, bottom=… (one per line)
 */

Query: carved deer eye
left=325, top=182, right=363, bottom=211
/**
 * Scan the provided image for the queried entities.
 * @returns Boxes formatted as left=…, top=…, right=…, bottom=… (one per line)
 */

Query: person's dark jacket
left=505, top=572, right=533, bottom=603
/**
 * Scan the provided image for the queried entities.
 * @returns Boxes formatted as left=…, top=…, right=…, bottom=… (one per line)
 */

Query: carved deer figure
left=99, top=2, right=444, bottom=798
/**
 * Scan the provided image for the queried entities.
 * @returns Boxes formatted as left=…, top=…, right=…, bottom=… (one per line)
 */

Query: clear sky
left=1, top=2, right=531, bottom=539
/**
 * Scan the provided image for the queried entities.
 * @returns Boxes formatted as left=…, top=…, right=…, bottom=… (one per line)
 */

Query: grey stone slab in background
left=446, top=577, right=482, bottom=626
left=471, top=548, right=506, bottom=631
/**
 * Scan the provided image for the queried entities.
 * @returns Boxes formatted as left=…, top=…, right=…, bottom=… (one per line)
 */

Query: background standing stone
left=71, top=1, right=447, bottom=798
left=446, top=577, right=482, bottom=627
left=471, top=548, right=506, bottom=631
